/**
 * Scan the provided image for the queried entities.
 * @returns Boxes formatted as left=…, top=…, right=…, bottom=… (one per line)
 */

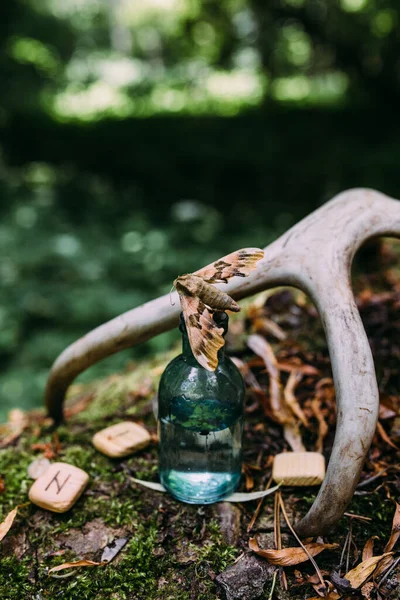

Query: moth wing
left=194, top=247, right=264, bottom=284
left=179, top=293, right=225, bottom=371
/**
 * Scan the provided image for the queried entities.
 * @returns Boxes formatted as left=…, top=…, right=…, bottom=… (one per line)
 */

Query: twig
left=346, top=519, right=353, bottom=574
left=274, top=491, right=288, bottom=591
left=339, top=528, right=350, bottom=577
left=343, top=512, right=372, bottom=522
left=377, top=555, right=400, bottom=588
left=278, top=493, right=326, bottom=589
left=268, top=570, right=278, bottom=600
left=356, top=469, right=388, bottom=489
left=247, top=476, right=273, bottom=533
left=274, top=490, right=281, bottom=550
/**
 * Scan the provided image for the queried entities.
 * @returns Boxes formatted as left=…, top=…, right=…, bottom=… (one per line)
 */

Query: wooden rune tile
left=29, top=462, right=89, bottom=513
left=92, top=421, right=151, bottom=458
left=272, top=452, right=325, bottom=486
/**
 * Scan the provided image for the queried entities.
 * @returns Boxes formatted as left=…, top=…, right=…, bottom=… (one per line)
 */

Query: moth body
left=174, top=248, right=264, bottom=370
left=175, top=275, right=240, bottom=312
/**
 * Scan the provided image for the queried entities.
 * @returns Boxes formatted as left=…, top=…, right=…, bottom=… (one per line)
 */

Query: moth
left=174, top=248, right=264, bottom=371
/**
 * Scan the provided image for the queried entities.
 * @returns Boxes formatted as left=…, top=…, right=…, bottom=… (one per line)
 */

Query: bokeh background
left=1, top=0, right=400, bottom=419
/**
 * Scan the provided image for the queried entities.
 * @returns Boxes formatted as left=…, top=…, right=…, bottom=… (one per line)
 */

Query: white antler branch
left=45, top=188, right=400, bottom=535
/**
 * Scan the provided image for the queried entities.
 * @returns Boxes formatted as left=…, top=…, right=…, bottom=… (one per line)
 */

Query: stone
left=272, top=452, right=325, bottom=486
left=92, top=421, right=151, bottom=458
left=216, top=553, right=275, bottom=600
left=29, top=462, right=89, bottom=513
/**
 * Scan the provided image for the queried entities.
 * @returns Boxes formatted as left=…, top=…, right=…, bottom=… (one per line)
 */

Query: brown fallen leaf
left=284, top=370, right=308, bottom=427
left=376, top=421, right=399, bottom=450
left=310, top=398, right=329, bottom=454
left=247, top=334, right=282, bottom=419
left=242, top=465, right=254, bottom=491
left=48, top=559, right=107, bottom=574
left=373, top=502, right=400, bottom=579
left=247, top=334, right=306, bottom=452
left=344, top=553, right=393, bottom=588
left=276, top=361, right=321, bottom=376
left=362, top=536, right=379, bottom=561
left=249, top=538, right=339, bottom=566
left=0, top=506, right=18, bottom=542
left=0, top=409, right=28, bottom=448
left=384, top=502, right=400, bottom=552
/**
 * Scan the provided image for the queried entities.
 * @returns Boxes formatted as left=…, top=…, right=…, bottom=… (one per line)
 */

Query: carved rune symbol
left=45, top=470, right=71, bottom=495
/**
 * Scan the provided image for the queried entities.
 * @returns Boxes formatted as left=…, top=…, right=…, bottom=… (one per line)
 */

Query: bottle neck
left=181, top=330, right=226, bottom=364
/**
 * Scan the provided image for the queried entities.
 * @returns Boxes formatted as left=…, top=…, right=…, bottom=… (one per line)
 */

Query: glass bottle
left=158, top=311, right=245, bottom=504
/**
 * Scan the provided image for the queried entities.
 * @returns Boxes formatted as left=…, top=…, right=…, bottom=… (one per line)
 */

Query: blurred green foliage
left=1, top=0, right=400, bottom=418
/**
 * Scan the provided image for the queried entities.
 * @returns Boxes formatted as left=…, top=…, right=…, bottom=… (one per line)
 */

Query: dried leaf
left=247, top=334, right=282, bottom=419
left=376, top=421, right=399, bottom=450
left=374, top=553, right=396, bottom=581
left=311, top=398, right=329, bottom=454
left=362, top=536, right=379, bottom=561
left=344, top=553, right=393, bottom=588
left=277, top=361, right=321, bottom=376
left=249, top=538, right=339, bottom=566
left=0, top=506, right=18, bottom=542
left=373, top=505, right=400, bottom=579
left=48, top=560, right=106, bottom=574
left=284, top=371, right=308, bottom=427
left=0, top=410, right=28, bottom=448
left=242, top=465, right=254, bottom=491
left=247, top=334, right=306, bottom=452
left=384, top=502, right=400, bottom=552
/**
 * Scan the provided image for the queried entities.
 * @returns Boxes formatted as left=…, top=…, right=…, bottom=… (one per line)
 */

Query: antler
left=45, top=188, right=400, bottom=536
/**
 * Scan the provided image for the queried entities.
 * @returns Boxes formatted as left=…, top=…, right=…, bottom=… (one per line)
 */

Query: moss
left=42, top=521, right=159, bottom=600
left=0, top=557, right=33, bottom=598
left=153, top=521, right=239, bottom=600
left=70, top=354, right=171, bottom=425
left=0, top=448, right=33, bottom=516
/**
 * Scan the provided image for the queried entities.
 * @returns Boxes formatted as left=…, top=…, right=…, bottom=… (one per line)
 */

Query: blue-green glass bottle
left=158, top=311, right=245, bottom=504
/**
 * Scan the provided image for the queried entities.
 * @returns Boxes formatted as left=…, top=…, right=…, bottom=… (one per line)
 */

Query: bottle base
left=160, top=469, right=240, bottom=504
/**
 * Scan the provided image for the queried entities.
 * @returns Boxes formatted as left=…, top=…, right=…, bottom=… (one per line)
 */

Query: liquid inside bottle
left=158, top=312, right=245, bottom=504
left=159, top=396, right=243, bottom=503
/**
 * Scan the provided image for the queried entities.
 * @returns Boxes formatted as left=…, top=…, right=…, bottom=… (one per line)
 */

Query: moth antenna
left=169, top=285, right=176, bottom=306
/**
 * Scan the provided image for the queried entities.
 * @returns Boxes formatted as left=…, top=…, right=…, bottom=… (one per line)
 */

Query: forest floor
left=0, top=241, right=400, bottom=600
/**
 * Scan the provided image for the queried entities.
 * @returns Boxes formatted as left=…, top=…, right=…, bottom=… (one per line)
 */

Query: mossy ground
left=1, top=246, right=400, bottom=599
left=0, top=353, right=242, bottom=600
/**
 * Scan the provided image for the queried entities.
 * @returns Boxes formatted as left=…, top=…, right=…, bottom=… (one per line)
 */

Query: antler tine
left=45, top=188, right=400, bottom=535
